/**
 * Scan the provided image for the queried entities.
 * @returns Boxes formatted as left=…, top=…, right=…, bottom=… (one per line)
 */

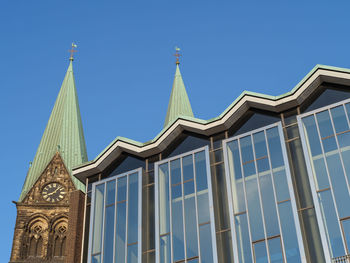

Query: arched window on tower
left=53, top=222, right=67, bottom=257
left=28, top=223, right=44, bottom=257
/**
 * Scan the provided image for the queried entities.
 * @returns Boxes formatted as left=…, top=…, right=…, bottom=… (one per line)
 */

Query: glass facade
left=298, top=99, right=350, bottom=260
left=155, top=146, right=218, bottom=263
left=88, top=169, right=142, bottom=263
left=86, top=95, right=350, bottom=263
left=223, top=123, right=306, bottom=263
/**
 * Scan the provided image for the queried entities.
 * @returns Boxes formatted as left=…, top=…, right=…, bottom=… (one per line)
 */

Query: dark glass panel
left=109, top=155, right=145, bottom=178
left=163, top=133, right=210, bottom=159
left=142, top=185, right=154, bottom=252
left=216, top=230, right=233, bottom=263
left=212, top=132, right=226, bottom=149
left=286, top=124, right=300, bottom=140
left=142, top=251, right=155, bottom=263
left=229, top=110, right=280, bottom=138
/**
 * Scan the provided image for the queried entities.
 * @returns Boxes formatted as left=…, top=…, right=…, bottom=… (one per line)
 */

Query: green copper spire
left=164, top=63, right=194, bottom=127
left=19, top=60, right=88, bottom=201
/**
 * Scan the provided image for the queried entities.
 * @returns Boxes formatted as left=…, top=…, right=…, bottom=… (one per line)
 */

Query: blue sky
left=1, top=0, right=350, bottom=260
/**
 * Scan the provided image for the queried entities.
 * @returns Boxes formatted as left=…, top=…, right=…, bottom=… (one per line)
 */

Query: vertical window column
left=155, top=147, right=218, bottom=263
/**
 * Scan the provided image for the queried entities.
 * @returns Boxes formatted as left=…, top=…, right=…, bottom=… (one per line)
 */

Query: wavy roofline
left=72, top=64, right=350, bottom=181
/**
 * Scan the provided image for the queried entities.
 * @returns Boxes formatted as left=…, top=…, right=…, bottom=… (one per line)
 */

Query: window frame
left=87, top=168, right=143, bottom=263
left=154, top=145, right=218, bottom=263
left=297, top=98, right=350, bottom=262
left=222, top=121, right=307, bottom=263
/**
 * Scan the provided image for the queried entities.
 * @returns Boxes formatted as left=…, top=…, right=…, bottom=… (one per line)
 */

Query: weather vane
left=174, top=46, right=181, bottom=65
left=69, top=43, right=78, bottom=61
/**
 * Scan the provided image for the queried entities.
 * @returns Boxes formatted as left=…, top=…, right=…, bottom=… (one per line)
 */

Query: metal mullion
left=169, top=162, right=174, bottom=263
left=192, top=153, right=201, bottom=263
left=297, top=115, right=332, bottom=261
left=125, top=175, right=130, bottom=262
left=328, top=108, right=350, bottom=195
left=263, top=128, right=287, bottom=263
left=100, top=182, right=107, bottom=263
left=314, top=112, right=348, bottom=251
left=180, top=157, right=187, bottom=261
left=250, top=134, right=271, bottom=263
left=113, top=178, right=118, bottom=263
left=237, top=138, right=254, bottom=263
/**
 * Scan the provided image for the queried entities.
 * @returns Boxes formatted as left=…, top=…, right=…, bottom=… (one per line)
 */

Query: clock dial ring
left=41, top=183, right=66, bottom=202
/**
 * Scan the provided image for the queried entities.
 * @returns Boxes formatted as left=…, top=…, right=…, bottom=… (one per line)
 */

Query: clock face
left=42, top=183, right=66, bottom=202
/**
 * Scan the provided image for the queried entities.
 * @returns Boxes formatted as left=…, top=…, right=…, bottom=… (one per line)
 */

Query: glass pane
left=259, top=172, right=279, bottom=237
left=341, top=219, right=350, bottom=254
left=106, top=180, right=116, bottom=205
left=160, top=234, right=171, bottom=263
left=103, top=205, right=115, bottom=263
left=184, top=196, right=199, bottom=258
left=128, top=173, right=139, bottom=244
left=278, top=201, right=302, bottom=263
left=330, top=105, right=349, bottom=133
left=234, top=213, right=252, bottom=263
left=316, top=110, right=334, bottom=139
left=268, top=237, right=283, bottom=263
left=312, top=157, right=329, bottom=190
left=92, top=254, right=101, bottom=263
left=199, top=224, right=214, bottom=263
left=325, top=153, right=350, bottom=219
left=115, top=202, right=127, bottom=262
left=272, top=169, right=290, bottom=202
left=172, top=189, right=185, bottom=261
left=245, top=177, right=264, bottom=241
left=159, top=163, right=170, bottom=235
left=197, top=192, right=210, bottom=224
left=227, top=140, right=246, bottom=213
left=266, top=127, right=284, bottom=169
left=117, top=176, right=127, bottom=202
left=318, top=190, right=345, bottom=258
left=92, top=184, right=105, bottom=254
left=253, top=131, right=270, bottom=173
left=184, top=180, right=194, bottom=196
left=183, top=155, right=194, bottom=181
left=302, top=115, right=323, bottom=157
left=253, top=241, right=268, bottom=263
left=195, top=151, right=208, bottom=191
left=127, top=243, right=138, bottom=263
left=171, top=159, right=181, bottom=185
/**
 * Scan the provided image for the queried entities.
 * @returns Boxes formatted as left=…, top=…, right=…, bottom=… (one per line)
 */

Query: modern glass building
left=73, top=63, right=350, bottom=263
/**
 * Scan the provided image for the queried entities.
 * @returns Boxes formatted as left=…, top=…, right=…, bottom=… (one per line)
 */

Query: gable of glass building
left=73, top=65, right=350, bottom=263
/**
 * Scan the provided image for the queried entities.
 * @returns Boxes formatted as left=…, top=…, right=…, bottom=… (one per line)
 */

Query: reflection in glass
left=103, top=205, right=115, bottom=262
left=157, top=148, right=216, bottom=263
left=225, top=123, right=305, bottom=263
left=253, top=241, right=268, bottom=263
left=115, top=202, right=126, bottom=262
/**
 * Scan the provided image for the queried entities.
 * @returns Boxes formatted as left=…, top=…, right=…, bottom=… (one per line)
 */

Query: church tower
left=10, top=52, right=88, bottom=263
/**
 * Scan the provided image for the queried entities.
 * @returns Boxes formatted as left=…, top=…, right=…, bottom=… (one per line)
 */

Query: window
left=155, top=146, right=218, bottom=263
left=298, top=99, right=350, bottom=260
left=223, top=122, right=306, bottom=263
left=88, top=168, right=142, bottom=263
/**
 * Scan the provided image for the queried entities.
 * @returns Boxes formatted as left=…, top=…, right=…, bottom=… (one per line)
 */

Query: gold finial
left=174, top=46, right=181, bottom=65
left=69, top=43, right=78, bottom=61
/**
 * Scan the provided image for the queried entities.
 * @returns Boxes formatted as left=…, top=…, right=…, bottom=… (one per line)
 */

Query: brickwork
left=10, top=153, right=77, bottom=263
left=65, top=190, right=85, bottom=263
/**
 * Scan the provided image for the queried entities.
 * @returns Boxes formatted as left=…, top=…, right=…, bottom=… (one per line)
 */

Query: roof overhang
left=72, top=65, right=350, bottom=182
